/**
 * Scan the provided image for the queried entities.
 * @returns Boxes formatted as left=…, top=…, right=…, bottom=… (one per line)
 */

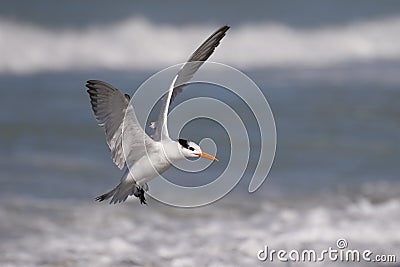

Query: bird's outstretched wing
left=152, top=25, right=230, bottom=141
left=86, top=80, right=155, bottom=169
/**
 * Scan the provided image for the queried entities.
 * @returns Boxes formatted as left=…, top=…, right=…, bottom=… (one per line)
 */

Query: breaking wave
left=1, top=16, right=400, bottom=74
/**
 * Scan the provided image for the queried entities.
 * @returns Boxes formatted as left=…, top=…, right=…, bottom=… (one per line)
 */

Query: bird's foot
left=137, top=187, right=147, bottom=205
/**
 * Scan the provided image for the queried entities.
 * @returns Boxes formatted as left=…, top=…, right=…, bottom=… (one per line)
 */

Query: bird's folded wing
left=153, top=25, right=230, bottom=141
left=86, top=80, right=154, bottom=169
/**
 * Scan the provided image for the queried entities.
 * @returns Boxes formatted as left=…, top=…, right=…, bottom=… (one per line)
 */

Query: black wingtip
left=85, top=80, right=99, bottom=91
left=86, top=79, right=100, bottom=84
left=217, top=25, right=230, bottom=35
left=85, top=80, right=117, bottom=91
left=86, top=80, right=97, bottom=87
left=222, top=25, right=230, bottom=31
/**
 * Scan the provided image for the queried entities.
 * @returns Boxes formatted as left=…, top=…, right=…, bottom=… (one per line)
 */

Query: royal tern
left=86, top=25, right=229, bottom=204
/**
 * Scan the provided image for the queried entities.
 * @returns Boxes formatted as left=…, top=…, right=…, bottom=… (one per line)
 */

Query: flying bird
left=85, top=25, right=229, bottom=204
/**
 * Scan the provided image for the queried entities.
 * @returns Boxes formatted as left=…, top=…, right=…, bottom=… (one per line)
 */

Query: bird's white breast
left=128, top=141, right=182, bottom=185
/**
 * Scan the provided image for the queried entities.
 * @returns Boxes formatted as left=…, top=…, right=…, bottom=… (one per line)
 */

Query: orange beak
left=196, top=152, right=219, bottom=162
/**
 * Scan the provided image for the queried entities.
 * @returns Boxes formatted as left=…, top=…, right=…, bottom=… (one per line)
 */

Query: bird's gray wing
left=86, top=80, right=155, bottom=169
left=152, top=25, right=230, bottom=141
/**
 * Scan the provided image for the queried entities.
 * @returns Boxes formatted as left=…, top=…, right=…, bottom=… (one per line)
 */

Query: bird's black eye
left=189, top=147, right=195, bottom=151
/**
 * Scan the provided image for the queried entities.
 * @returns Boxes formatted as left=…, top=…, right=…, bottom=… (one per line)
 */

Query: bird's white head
left=178, top=139, right=219, bottom=162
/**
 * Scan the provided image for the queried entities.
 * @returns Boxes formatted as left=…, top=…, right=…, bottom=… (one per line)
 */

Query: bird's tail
left=94, top=182, right=133, bottom=204
left=94, top=186, right=118, bottom=202
left=95, top=181, right=148, bottom=204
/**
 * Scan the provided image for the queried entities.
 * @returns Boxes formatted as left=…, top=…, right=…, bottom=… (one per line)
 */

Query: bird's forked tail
left=95, top=181, right=148, bottom=204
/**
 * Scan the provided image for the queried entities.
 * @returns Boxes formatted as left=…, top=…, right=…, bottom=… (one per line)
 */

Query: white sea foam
left=0, top=194, right=399, bottom=267
left=1, top=17, right=400, bottom=74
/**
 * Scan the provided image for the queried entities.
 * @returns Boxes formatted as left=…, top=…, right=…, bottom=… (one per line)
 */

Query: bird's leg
left=133, top=186, right=147, bottom=205
left=132, top=184, right=147, bottom=205
left=138, top=187, right=146, bottom=205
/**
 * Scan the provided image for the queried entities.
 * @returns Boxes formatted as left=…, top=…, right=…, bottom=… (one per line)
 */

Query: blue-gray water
left=1, top=1, right=400, bottom=266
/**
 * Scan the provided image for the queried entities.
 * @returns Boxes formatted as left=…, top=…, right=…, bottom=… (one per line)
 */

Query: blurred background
left=1, top=1, right=399, bottom=266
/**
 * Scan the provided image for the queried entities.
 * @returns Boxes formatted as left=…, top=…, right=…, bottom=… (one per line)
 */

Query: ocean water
left=1, top=1, right=400, bottom=266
